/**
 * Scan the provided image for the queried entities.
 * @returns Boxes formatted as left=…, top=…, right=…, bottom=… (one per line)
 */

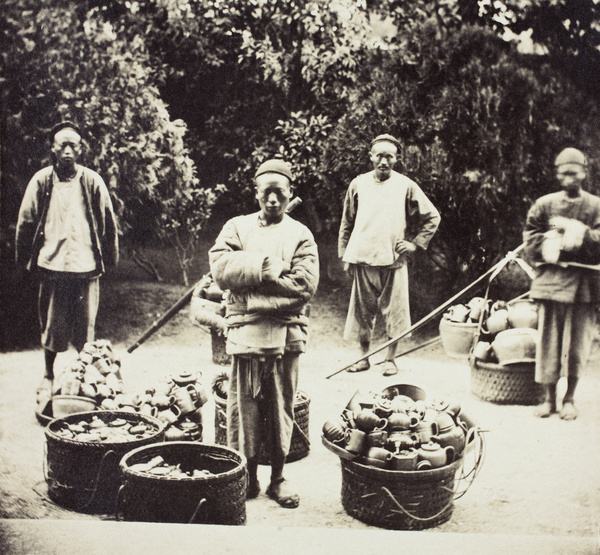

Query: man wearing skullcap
left=338, top=134, right=440, bottom=375
left=209, top=158, right=319, bottom=508
left=523, top=147, right=600, bottom=420
left=15, top=122, right=119, bottom=414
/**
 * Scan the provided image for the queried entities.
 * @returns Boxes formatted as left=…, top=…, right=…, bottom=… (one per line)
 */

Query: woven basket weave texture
left=470, top=359, right=544, bottom=405
left=214, top=391, right=310, bottom=465
left=45, top=411, right=165, bottom=514
left=340, top=457, right=461, bottom=530
left=119, top=441, right=246, bottom=525
left=211, top=329, right=231, bottom=366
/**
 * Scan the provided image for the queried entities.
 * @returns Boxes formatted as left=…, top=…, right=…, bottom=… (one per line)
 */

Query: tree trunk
left=131, top=248, right=163, bottom=282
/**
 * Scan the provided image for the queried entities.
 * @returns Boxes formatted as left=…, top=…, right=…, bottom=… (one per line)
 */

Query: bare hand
left=343, top=262, right=354, bottom=277
left=395, top=240, right=417, bottom=256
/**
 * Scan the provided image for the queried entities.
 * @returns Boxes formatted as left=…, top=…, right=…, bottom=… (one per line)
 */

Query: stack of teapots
left=322, top=387, right=470, bottom=471
left=472, top=297, right=539, bottom=365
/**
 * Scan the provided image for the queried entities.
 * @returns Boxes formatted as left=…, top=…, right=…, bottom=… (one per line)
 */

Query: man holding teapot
left=523, top=147, right=600, bottom=420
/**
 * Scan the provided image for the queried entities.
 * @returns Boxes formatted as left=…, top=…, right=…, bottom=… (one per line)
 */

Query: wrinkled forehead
left=255, top=172, right=292, bottom=191
left=53, top=128, right=82, bottom=145
left=370, top=141, right=398, bottom=156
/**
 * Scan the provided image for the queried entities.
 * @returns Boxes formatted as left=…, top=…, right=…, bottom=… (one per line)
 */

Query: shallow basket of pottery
left=44, top=410, right=165, bottom=514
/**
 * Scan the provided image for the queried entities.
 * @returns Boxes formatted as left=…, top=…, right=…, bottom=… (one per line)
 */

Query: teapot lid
left=174, top=371, right=200, bottom=384
left=420, top=441, right=442, bottom=451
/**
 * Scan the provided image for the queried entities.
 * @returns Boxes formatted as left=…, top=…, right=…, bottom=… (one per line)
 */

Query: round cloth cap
left=50, top=121, right=82, bottom=142
left=254, top=159, right=293, bottom=181
left=554, top=148, right=587, bottom=167
left=370, top=134, right=400, bottom=149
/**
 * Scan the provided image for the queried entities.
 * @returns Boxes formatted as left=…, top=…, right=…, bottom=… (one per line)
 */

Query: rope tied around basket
left=359, top=426, right=486, bottom=524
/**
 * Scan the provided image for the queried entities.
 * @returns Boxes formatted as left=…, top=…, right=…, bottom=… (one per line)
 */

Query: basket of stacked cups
left=321, top=384, right=485, bottom=530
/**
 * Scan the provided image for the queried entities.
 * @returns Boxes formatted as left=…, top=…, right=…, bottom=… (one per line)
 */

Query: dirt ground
left=1, top=281, right=599, bottom=553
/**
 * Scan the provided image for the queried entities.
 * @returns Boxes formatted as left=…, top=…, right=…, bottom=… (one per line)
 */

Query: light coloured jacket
left=523, top=190, right=600, bottom=303
left=209, top=212, right=319, bottom=354
left=338, top=170, right=440, bottom=267
left=15, top=165, right=119, bottom=274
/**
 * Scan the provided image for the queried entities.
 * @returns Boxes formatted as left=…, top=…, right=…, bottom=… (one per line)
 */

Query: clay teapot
left=485, top=308, right=509, bottom=335
left=417, top=442, right=455, bottom=468
left=389, top=395, right=415, bottom=414
left=387, top=412, right=418, bottom=431
left=507, top=300, right=538, bottom=329
left=433, top=423, right=466, bottom=455
left=491, top=327, right=538, bottom=364
left=435, top=411, right=457, bottom=434
left=354, top=409, right=387, bottom=432
left=445, top=304, right=470, bottom=323
left=432, top=397, right=461, bottom=417
left=391, top=449, right=419, bottom=471
left=173, top=371, right=201, bottom=387
left=373, top=396, right=393, bottom=417
left=363, top=446, right=393, bottom=469
left=322, top=418, right=348, bottom=444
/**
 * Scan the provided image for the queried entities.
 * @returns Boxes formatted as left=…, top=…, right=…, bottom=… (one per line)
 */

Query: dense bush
left=2, top=0, right=600, bottom=296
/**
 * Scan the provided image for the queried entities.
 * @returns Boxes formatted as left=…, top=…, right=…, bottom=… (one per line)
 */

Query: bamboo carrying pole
left=126, top=197, right=303, bottom=354
left=325, top=243, right=525, bottom=379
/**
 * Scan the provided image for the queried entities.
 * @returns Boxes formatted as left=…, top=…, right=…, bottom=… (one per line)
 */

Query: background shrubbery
left=2, top=0, right=600, bottom=347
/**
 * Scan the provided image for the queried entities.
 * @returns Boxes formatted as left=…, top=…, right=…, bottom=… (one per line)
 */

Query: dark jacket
left=15, top=165, right=119, bottom=274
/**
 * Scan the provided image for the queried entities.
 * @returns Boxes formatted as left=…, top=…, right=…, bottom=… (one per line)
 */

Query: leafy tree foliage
left=3, top=0, right=600, bottom=303
left=321, top=20, right=600, bottom=295
left=1, top=0, right=218, bottom=283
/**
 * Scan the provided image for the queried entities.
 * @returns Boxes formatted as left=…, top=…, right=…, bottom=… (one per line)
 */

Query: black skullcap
left=50, top=121, right=82, bottom=142
left=370, top=133, right=400, bottom=149
left=254, top=159, right=294, bottom=182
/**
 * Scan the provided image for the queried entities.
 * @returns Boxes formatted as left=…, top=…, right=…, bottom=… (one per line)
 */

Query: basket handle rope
left=376, top=485, right=456, bottom=524
left=452, top=426, right=487, bottom=501
left=293, top=420, right=310, bottom=448
left=188, top=497, right=207, bottom=524
left=115, top=484, right=126, bottom=521
left=361, top=427, right=486, bottom=524
left=78, top=449, right=119, bottom=511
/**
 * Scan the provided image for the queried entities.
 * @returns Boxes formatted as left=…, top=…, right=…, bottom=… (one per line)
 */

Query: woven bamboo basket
left=340, top=457, right=463, bottom=530
left=213, top=390, right=310, bottom=464
left=45, top=411, right=165, bottom=514
left=211, top=328, right=231, bottom=366
left=118, top=441, right=246, bottom=525
left=470, top=358, right=544, bottom=405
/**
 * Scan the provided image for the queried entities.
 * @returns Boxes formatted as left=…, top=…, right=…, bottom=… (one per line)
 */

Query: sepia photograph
left=1, top=1, right=599, bottom=553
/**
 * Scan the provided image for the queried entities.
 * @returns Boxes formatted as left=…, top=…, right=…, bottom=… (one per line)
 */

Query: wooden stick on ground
left=326, top=244, right=525, bottom=379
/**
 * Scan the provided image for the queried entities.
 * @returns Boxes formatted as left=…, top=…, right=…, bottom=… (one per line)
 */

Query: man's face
left=52, top=128, right=82, bottom=173
left=370, top=141, right=398, bottom=180
left=556, top=163, right=586, bottom=197
left=255, top=173, right=292, bottom=223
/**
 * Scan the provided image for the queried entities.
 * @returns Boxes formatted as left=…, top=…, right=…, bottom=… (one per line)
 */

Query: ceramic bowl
left=52, top=395, right=97, bottom=418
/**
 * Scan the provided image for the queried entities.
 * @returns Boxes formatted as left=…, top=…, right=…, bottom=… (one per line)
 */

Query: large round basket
left=439, top=318, right=479, bottom=359
left=211, top=328, right=231, bottom=366
left=470, top=358, right=544, bottom=405
left=118, top=441, right=246, bottom=525
left=213, top=390, right=310, bottom=465
left=340, top=457, right=463, bottom=530
left=45, top=411, right=165, bottom=514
